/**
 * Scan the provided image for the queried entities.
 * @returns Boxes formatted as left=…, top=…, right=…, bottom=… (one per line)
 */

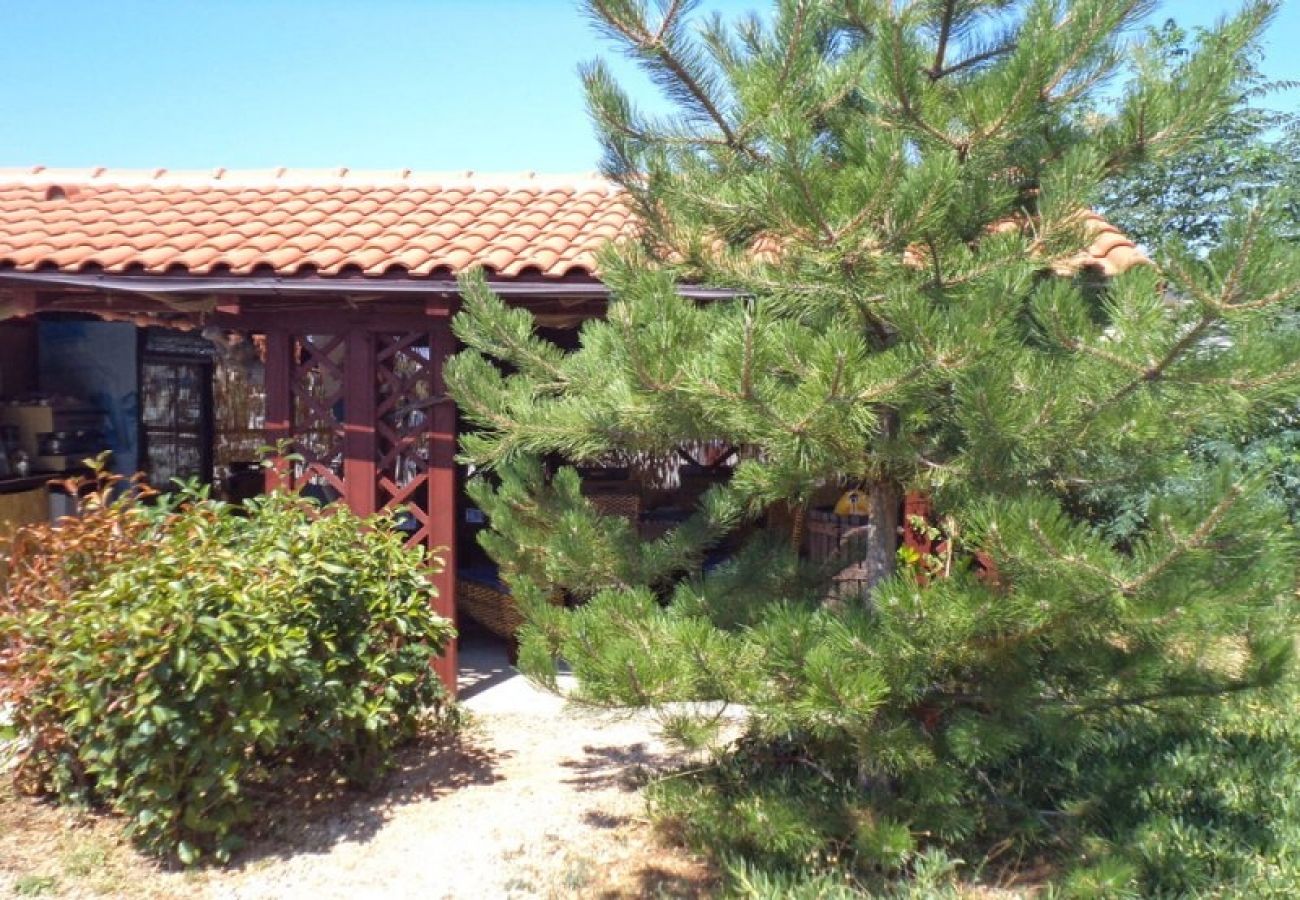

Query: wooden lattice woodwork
left=289, top=333, right=347, bottom=499
left=375, top=332, right=440, bottom=548
left=261, top=316, right=458, bottom=692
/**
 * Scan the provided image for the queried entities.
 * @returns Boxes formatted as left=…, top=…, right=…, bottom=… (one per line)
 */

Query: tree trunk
left=863, top=406, right=901, bottom=595
left=864, top=478, right=901, bottom=592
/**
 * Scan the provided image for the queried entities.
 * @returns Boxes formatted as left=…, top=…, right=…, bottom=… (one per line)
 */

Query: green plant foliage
left=646, top=680, right=1300, bottom=896
left=722, top=847, right=967, bottom=899
left=445, top=0, right=1300, bottom=893
left=1040, top=683, right=1300, bottom=897
left=1098, top=18, right=1300, bottom=252
left=1, top=474, right=454, bottom=863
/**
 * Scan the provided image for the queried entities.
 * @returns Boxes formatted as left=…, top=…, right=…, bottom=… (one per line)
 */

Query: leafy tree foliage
left=1097, top=16, right=1300, bottom=542
left=1098, top=17, right=1300, bottom=251
left=447, top=0, right=1300, bottom=885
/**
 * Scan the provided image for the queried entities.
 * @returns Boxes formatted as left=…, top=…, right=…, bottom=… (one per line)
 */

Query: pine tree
left=447, top=0, right=1300, bottom=865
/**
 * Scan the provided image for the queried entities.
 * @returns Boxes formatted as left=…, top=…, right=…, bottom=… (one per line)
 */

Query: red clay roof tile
left=0, top=167, right=1144, bottom=281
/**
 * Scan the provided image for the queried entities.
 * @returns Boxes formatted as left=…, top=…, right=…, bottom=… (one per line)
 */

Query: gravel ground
left=0, top=633, right=713, bottom=899
left=199, top=635, right=712, bottom=900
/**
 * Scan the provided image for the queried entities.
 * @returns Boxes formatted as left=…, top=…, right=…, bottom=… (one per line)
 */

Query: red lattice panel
left=290, top=333, right=347, bottom=498
left=375, top=332, right=439, bottom=546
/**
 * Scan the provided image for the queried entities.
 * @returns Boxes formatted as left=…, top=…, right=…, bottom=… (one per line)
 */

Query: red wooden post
left=428, top=316, right=459, bottom=694
left=263, top=329, right=292, bottom=493
left=902, top=491, right=934, bottom=557
left=902, top=491, right=936, bottom=586
left=342, top=330, right=377, bottom=518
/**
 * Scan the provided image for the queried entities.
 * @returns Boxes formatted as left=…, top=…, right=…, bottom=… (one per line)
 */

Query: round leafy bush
left=1, top=473, right=454, bottom=863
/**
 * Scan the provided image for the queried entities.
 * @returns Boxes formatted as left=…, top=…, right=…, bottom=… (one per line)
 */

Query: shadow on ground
left=229, top=729, right=505, bottom=868
left=594, top=860, right=719, bottom=898
left=457, top=626, right=517, bottom=702
left=562, top=741, right=674, bottom=792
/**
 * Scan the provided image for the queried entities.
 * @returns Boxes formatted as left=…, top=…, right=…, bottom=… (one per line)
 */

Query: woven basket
left=458, top=578, right=523, bottom=639
left=457, top=578, right=563, bottom=640
left=586, top=490, right=642, bottom=521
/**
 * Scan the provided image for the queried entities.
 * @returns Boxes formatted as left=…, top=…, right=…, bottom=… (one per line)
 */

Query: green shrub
left=1046, top=682, right=1300, bottom=897
left=722, top=849, right=967, bottom=899
left=2, top=479, right=454, bottom=863
left=648, top=680, right=1300, bottom=897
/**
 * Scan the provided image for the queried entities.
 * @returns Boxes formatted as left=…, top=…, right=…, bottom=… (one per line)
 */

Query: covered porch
left=0, top=166, right=1148, bottom=693
left=0, top=167, right=636, bottom=693
left=0, top=272, right=622, bottom=692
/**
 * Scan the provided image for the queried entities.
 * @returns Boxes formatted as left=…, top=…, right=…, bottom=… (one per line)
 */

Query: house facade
left=0, top=166, right=1146, bottom=690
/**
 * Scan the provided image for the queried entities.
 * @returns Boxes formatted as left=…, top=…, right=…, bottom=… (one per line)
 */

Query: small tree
left=447, top=0, right=1300, bottom=867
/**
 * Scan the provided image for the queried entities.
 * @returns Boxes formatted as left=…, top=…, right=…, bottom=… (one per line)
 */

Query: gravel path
left=196, top=636, right=712, bottom=900
left=1, top=635, right=712, bottom=899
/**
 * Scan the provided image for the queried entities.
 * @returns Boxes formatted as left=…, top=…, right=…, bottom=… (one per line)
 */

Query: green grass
left=14, top=875, right=58, bottom=897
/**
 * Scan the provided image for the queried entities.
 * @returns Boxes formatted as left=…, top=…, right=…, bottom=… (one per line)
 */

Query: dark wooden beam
left=429, top=318, right=459, bottom=694
left=262, top=330, right=293, bottom=494
left=1, top=287, right=36, bottom=319
left=342, top=330, right=377, bottom=518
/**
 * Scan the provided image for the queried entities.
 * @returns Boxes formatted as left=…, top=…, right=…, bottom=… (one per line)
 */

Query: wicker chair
left=585, top=488, right=642, bottom=522
left=457, top=565, right=563, bottom=643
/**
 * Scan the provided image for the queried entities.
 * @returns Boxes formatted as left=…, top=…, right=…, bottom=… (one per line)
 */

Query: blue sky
left=1, top=0, right=1296, bottom=173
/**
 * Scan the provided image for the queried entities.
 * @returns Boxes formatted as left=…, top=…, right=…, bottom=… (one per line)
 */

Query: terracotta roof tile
left=0, top=167, right=1144, bottom=281
left=0, top=168, right=629, bottom=278
left=1064, top=212, right=1147, bottom=278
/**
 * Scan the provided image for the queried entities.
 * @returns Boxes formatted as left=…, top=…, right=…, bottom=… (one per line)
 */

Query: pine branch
left=455, top=272, right=571, bottom=384
left=776, top=0, right=813, bottom=93
left=788, top=159, right=838, bottom=245
left=1223, top=357, right=1300, bottom=392
left=594, top=0, right=758, bottom=160
left=740, top=307, right=756, bottom=400
left=811, top=52, right=872, bottom=123
left=968, top=63, right=1042, bottom=154
left=924, top=236, right=944, bottom=290
left=787, top=355, right=855, bottom=437
left=1040, top=1, right=1142, bottom=101
left=615, top=310, right=686, bottom=393
left=830, top=149, right=904, bottom=242
left=1061, top=676, right=1262, bottom=717
left=1163, top=209, right=1300, bottom=315
left=928, top=0, right=958, bottom=80
left=1121, top=482, right=1244, bottom=596
left=854, top=363, right=930, bottom=404
left=931, top=42, right=1018, bottom=81
left=1028, top=519, right=1124, bottom=591
left=651, top=0, right=686, bottom=44
left=599, top=108, right=735, bottom=151
left=887, top=19, right=962, bottom=154
left=1085, top=312, right=1216, bottom=417
left=1063, top=338, right=1149, bottom=377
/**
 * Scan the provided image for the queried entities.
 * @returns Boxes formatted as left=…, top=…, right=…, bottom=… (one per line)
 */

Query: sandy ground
left=0, top=633, right=715, bottom=899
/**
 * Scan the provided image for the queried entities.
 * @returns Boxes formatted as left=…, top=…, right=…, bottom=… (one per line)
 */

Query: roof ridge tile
left=0, top=166, right=616, bottom=193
